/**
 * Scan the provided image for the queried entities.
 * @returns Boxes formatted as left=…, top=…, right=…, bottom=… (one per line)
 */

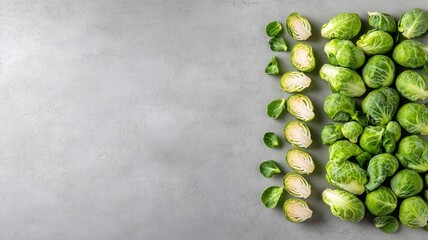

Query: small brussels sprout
left=385, top=121, right=401, bottom=142
left=359, top=126, right=385, bottom=155
left=362, top=87, right=400, bottom=126
left=266, top=21, right=282, bottom=37
left=319, top=64, right=366, bottom=97
left=399, top=196, right=428, bottom=228
left=261, top=186, right=284, bottom=208
left=362, top=55, right=395, bottom=89
left=280, top=71, right=312, bottom=93
left=396, top=135, right=428, bottom=173
left=259, top=160, right=282, bottom=178
left=290, top=43, right=316, bottom=72
left=286, top=12, right=312, bottom=40
left=322, top=188, right=365, bottom=223
left=283, top=120, right=312, bottom=148
left=365, top=153, right=399, bottom=191
left=396, top=103, right=428, bottom=135
left=324, top=39, right=365, bottom=69
left=398, top=8, right=428, bottom=39
left=269, top=37, right=288, bottom=51
left=328, top=140, right=364, bottom=162
left=321, top=13, right=361, bottom=40
left=286, top=148, right=315, bottom=175
left=391, top=169, right=424, bottom=198
left=356, top=30, right=394, bottom=55
left=395, top=70, right=428, bottom=101
left=266, top=99, right=286, bottom=119
left=265, top=56, right=280, bottom=75
left=283, top=172, right=311, bottom=198
left=325, top=160, right=368, bottom=195
left=368, top=12, right=397, bottom=33
left=283, top=198, right=313, bottom=223
left=341, top=121, right=363, bottom=143
left=286, top=94, right=314, bottom=122
left=365, top=186, right=397, bottom=216
left=374, top=216, right=399, bottom=233
left=321, top=123, right=344, bottom=145
left=263, top=132, right=280, bottom=148
left=323, top=93, right=355, bottom=122
left=392, top=40, right=428, bottom=68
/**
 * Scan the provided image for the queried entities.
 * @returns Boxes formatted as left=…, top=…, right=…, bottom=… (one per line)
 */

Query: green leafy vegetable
left=392, top=40, right=428, bottom=68
left=286, top=148, right=315, bottom=175
left=359, top=126, right=385, bottom=155
left=325, top=160, right=368, bottom=195
left=374, top=216, right=399, bottom=233
left=341, top=121, right=363, bottom=143
left=259, top=160, right=282, bottom=178
left=361, top=87, right=399, bottom=126
left=398, top=8, right=428, bottom=39
left=399, top=196, right=428, bottom=228
left=323, top=93, right=367, bottom=126
left=265, top=56, right=280, bottom=75
left=261, top=186, right=284, bottom=208
left=286, top=12, right=312, bottom=40
left=263, top=132, right=280, bottom=148
left=395, top=70, right=428, bottom=101
left=385, top=121, right=401, bottom=142
left=290, top=43, right=316, bottom=72
left=365, top=186, right=397, bottom=216
left=321, top=13, right=361, bottom=40
left=266, top=21, right=282, bottom=37
left=329, top=140, right=363, bottom=162
left=283, top=120, right=312, bottom=148
left=362, top=55, right=395, bottom=89
left=396, top=103, right=428, bottom=135
left=322, top=188, right=365, bottom=223
left=324, top=39, right=365, bottom=69
left=286, top=94, right=315, bottom=122
left=321, top=123, right=344, bottom=145
left=269, top=37, right=288, bottom=51
left=280, top=71, right=312, bottom=93
left=267, top=99, right=286, bottom=119
left=368, top=12, right=397, bottom=33
left=356, top=30, right=394, bottom=55
left=319, top=64, right=366, bottom=97
left=396, top=135, right=428, bottom=173
left=391, top=169, right=424, bottom=198
left=365, top=153, right=399, bottom=191
left=283, top=198, right=313, bottom=223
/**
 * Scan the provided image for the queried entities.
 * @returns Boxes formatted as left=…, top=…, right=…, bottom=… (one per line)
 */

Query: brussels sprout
left=283, top=120, right=312, bottom=148
left=356, top=30, right=394, bottom=55
left=286, top=12, right=312, bottom=40
left=385, top=121, right=401, bottom=142
left=283, top=198, right=313, bottom=223
left=355, top=152, right=372, bottom=168
left=290, top=43, right=316, bottom=72
left=322, top=188, right=365, bottom=223
left=280, top=71, right=312, bottom=93
left=319, top=64, right=366, bottom=97
left=261, top=186, right=284, bottom=208
left=382, top=131, right=396, bottom=154
left=365, top=186, right=397, bottom=216
left=374, top=216, right=399, bottom=233
left=392, top=40, right=428, bottom=68
left=341, top=121, right=363, bottom=143
left=395, top=70, right=428, bottom=101
left=267, top=99, right=286, bottom=119
left=321, top=123, right=344, bottom=145
left=286, top=94, right=315, bottom=122
left=398, top=8, right=428, bottom=39
left=283, top=172, right=312, bottom=198
left=396, top=103, right=428, bottom=135
left=263, top=132, right=280, bottom=148
left=328, top=140, right=364, bottom=162
left=321, top=13, right=361, bottom=40
left=362, top=87, right=400, bottom=126
left=286, top=148, right=315, bottom=175
left=362, top=55, right=395, bottom=89
left=323, top=93, right=355, bottom=122
left=368, top=12, right=397, bottom=33
left=259, top=160, right=282, bottom=178
left=265, top=56, right=280, bottom=75
left=266, top=21, right=282, bottom=37
left=365, top=153, right=399, bottom=191
left=359, top=126, right=385, bottom=155
left=324, top=39, right=365, bottom=69
left=399, top=196, right=428, bottom=228
left=396, top=135, right=428, bottom=172
left=391, top=169, right=424, bottom=198
left=269, top=37, right=288, bottom=52
left=325, top=160, right=368, bottom=195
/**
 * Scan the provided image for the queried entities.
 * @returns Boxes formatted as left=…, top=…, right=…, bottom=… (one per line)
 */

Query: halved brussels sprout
left=395, top=70, right=428, bottom=101
left=341, top=121, right=363, bottom=143
left=324, top=39, right=365, bottom=69
left=286, top=94, right=314, bottom=122
left=283, top=172, right=311, bottom=198
left=322, top=188, right=365, bottom=223
left=368, top=12, right=396, bottom=33
left=329, top=140, right=363, bottom=162
left=362, top=55, right=395, bottom=89
left=365, top=153, right=399, bottom=191
left=392, top=40, right=428, bottom=68
left=326, top=160, right=368, bottom=195
left=280, top=71, right=312, bottom=93
left=398, top=8, right=428, bottom=39
left=374, top=216, right=399, bottom=233
left=283, top=198, right=313, bottom=223
left=365, top=186, right=397, bottom=216
left=286, top=148, right=315, bottom=175
left=319, top=64, right=366, bottom=97
left=321, top=123, right=344, bottom=145
left=399, top=196, right=428, bottom=228
left=356, top=29, right=394, bottom=55
left=283, top=120, right=312, bottom=148
left=321, top=13, right=361, bottom=40
left=359, top=126, right=385, bottom=155
left=362, top=87, right=399, bottom=126
left=396, top=103, right=428, bottom=135
left=290, top=43, right=316, bottom=72
left=396, top=135, right=428, bottom=173
left=286, top=12, right=312, bottom=40
left=391, top=169, right=424, bottom=198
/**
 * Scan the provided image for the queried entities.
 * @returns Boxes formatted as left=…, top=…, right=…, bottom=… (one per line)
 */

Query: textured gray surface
left=1, top=0, right=427, bottom=239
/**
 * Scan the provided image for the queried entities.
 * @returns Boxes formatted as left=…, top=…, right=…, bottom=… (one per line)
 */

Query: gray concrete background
left=1, top=0, right=427, bottom=239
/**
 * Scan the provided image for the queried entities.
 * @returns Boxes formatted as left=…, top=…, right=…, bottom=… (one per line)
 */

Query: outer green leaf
left=261, top=186, right=284, bottom=208
left=322, top=188, right=365, bottom=223
left=269, top=37, right=287, bottom=51
left=267, top=99, right=286, bottom=119
left=374, top=216, right=399, bottom=233
left=259, top=160, right=282, bottom=178
left=265, top=56, right=279, bottom=75
left=266, top=21, right=282, bottom=37
left=263, top=132, right=280, bottom=148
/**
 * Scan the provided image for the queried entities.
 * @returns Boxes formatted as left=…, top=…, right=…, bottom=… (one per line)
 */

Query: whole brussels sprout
left=283, top=120, right=312, bottom=148
left=326, top=160, right=368, bottom=195
left=286, top=12, right=312, bottom=40
left=396, top=135, right=428, bottom=172
left=356, top=30, right=394, bottom=55
left=398, top=8, right=428, bottom=39
left=392, top=40, right=428, bottom=68
left=321, top=13, right=361, bottom=40
left=287, top=94, right=315, bottom=122
left=341, top=121, right=363, bottom=143
left=362, top=87, right=400, bottom=126
left=322, top=188, right=365, bottom=223
left=391, top=169, right=424, bottom=198
left=291, top=43, right=316, bottom=72
left=395, top=70, right=428, bottom=101
left=321, top=123, right=343, bottom=145
left=280, top=71, right=312, bottom=93
left=362, top=55, right=395, bottom=89
left=374, top=216, right=399, bottom=233
left=365, top=153, right=399, bottom=191
left=365, top=186, right=397, bottom=216
left=324, top=39, right=365, bottom=69
left=396, top=103, right=428, bottom=135
left=286, top=148, right=315, bottom=175
left=359, top=126, right=385, bottom=155
left=329, top=140, right=364, bottom=162
left=399, top=196, right=428, bottom=228
left=319, top=64, right=366, bottom=97
left=368, top=12, right=396, bottom=33
left=323, top=93, right=355, bottom=122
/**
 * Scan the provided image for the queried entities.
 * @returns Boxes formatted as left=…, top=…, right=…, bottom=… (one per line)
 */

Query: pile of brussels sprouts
left=320, top=9, right=428, bottom=233
left=260, top=13, right=317, bottom=223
